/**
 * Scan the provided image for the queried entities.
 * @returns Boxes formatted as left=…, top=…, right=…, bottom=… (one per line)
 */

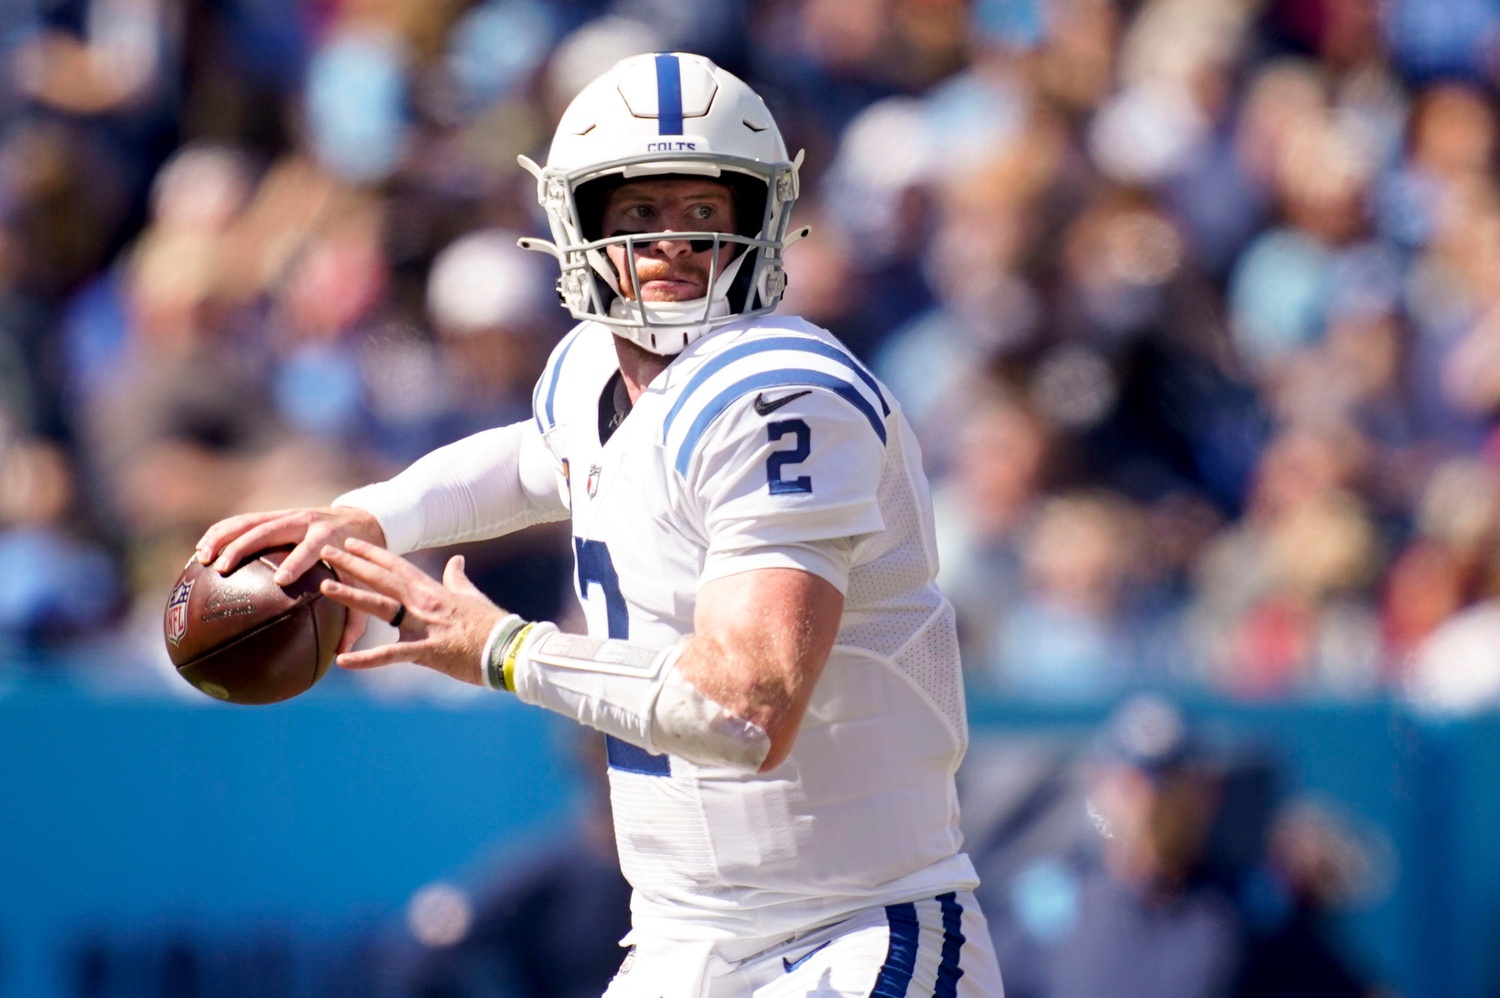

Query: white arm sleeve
left=508, top=624, right=771, bottom=772
left=333, top=421, right=569, bottom=555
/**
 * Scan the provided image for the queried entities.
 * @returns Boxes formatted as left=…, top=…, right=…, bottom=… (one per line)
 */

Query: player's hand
left=195, top=506, right=386, bottom=584
left=196, top=506, right=388, bottom=654
left=317, top=538, right=505, bottom=687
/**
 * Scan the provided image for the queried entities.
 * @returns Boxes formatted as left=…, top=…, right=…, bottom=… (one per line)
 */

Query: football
left=163, top=547, right=347, bottom=704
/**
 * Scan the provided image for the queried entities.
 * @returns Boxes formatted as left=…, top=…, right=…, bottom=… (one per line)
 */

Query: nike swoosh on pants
left=782, top=939, right=832, bottom=973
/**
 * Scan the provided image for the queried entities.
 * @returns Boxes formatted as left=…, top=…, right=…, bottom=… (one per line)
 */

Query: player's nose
left=649, top=233, right=697, bottom=258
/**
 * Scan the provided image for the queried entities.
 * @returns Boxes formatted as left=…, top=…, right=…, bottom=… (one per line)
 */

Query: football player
left=196, top=53, right=1003, bottom=997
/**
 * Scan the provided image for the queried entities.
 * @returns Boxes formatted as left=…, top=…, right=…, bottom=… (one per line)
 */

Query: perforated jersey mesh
left=896, top=601, right=968, bottom=741
left=839, top=427, right=968, bottom=740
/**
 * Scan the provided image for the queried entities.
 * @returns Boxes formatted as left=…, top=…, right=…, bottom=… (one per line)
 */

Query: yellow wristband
left=482, top=614, right=526, bottom=692
left=501, top=622, right=538, bottom=694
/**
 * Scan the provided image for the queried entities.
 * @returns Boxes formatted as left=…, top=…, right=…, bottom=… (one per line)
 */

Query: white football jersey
left=530, top=314, right=979, bottom=944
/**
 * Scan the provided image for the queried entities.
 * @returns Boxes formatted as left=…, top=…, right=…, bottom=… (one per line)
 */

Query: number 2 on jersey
left=766, top=418, right=812, bottom=495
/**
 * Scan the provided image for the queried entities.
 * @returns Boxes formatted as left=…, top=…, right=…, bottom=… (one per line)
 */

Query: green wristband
left=482, top=614, right=527, bottom=692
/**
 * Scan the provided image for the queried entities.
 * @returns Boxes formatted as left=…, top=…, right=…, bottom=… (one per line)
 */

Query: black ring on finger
left=389, top=603, right=407, bottom=629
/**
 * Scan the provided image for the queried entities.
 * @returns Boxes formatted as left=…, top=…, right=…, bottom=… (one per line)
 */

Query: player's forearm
left=487, top=568, right=841, bottom=774
left=672, top=631, right=811, bottom=772
left=496, top=626, right=774, bottom=772
left=680, top=567, right=842, bottom=769
left=335, top=422, right=567, bottom=554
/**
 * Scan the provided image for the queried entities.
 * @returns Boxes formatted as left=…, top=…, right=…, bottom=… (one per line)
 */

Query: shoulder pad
left=661, top=332, right=890, bottom=475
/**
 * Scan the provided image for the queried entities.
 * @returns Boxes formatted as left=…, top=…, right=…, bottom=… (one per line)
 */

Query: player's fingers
left=340, top=536, right=432, bottom=586
left=317, top=546, right=434, bottom=621
left=334, top=643, right=418, bottom=670
left=442, top=555, right=486, bottom=599
left=337, top=608, right=369, bottom=655
left=214, top=516, right=313, bottom=575
left=335, top=539, right=439, bottom=595
left=318, top=543, right=393, bottom=589
left=274, top=534, right=340, bottom=587
left=195, top=510, right=286, bottom=564
left=320, top=575, right=407, bottom=625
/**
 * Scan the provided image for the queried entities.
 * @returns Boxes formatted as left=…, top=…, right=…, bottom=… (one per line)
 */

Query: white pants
left=603, top=892, right=1004, bottom=998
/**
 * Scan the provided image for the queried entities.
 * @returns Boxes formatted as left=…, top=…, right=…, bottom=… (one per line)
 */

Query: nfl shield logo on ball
left=166, top=578, right=193, bottom=646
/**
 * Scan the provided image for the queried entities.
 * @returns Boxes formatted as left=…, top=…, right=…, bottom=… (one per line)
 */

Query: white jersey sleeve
left=334, top=420, right=568, bottom=554
left=686, top=388, right=888, bottom=592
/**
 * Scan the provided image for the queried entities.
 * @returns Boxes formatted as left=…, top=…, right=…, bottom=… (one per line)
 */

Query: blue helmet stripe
left=662, top=336, right=889, bottom=440
left=654, top=53, right=683, bottom=135
left=673, top=368, right=886, bottom=475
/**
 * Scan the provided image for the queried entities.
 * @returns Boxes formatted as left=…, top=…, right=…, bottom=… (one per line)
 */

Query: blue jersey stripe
left=871, top=902, right=920, bottom=996
left=935, top=893, right=966, bottom=998
left=673, top=369, right=887, bottom=475
left=539, top=329, right=582, bottom=431
left=605, top=735, right=671, bottom=776
left=654, top=53, right=683, bottom=135
left=663, top=335, right=888, bottom=439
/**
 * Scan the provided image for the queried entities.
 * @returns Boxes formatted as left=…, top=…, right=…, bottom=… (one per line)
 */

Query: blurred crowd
left=4, top=0, right=1500, bottom=711
left=964, top=695, right=1394, bottom=997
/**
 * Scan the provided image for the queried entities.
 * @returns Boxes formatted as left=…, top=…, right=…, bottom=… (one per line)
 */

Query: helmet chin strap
left=607, top=295, right=733, bottom=323
left=606, top=296, right=733, bottom=354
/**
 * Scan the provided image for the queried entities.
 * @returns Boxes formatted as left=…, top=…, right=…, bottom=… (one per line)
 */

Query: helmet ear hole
left=722, top=172, right=767, bottom=238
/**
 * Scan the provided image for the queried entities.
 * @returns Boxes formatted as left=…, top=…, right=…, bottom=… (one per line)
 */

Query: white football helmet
left=518, top=52, right=809, bottom=354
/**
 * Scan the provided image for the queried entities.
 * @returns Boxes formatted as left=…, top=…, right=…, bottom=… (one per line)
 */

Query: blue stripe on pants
left=871, top=902, right=920, bottom=996
left=935, top=892, right=966, bottom=997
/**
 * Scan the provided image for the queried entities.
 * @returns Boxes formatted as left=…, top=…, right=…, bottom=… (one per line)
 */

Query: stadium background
left=3, top=0, right=1500, bottom=994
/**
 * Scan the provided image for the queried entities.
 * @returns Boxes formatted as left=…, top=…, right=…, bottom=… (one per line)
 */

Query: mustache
left=625, top=257, right=716, bottom=287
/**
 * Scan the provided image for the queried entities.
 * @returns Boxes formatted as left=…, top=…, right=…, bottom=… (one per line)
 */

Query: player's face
left=600, top=178, right=739, bottom=302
